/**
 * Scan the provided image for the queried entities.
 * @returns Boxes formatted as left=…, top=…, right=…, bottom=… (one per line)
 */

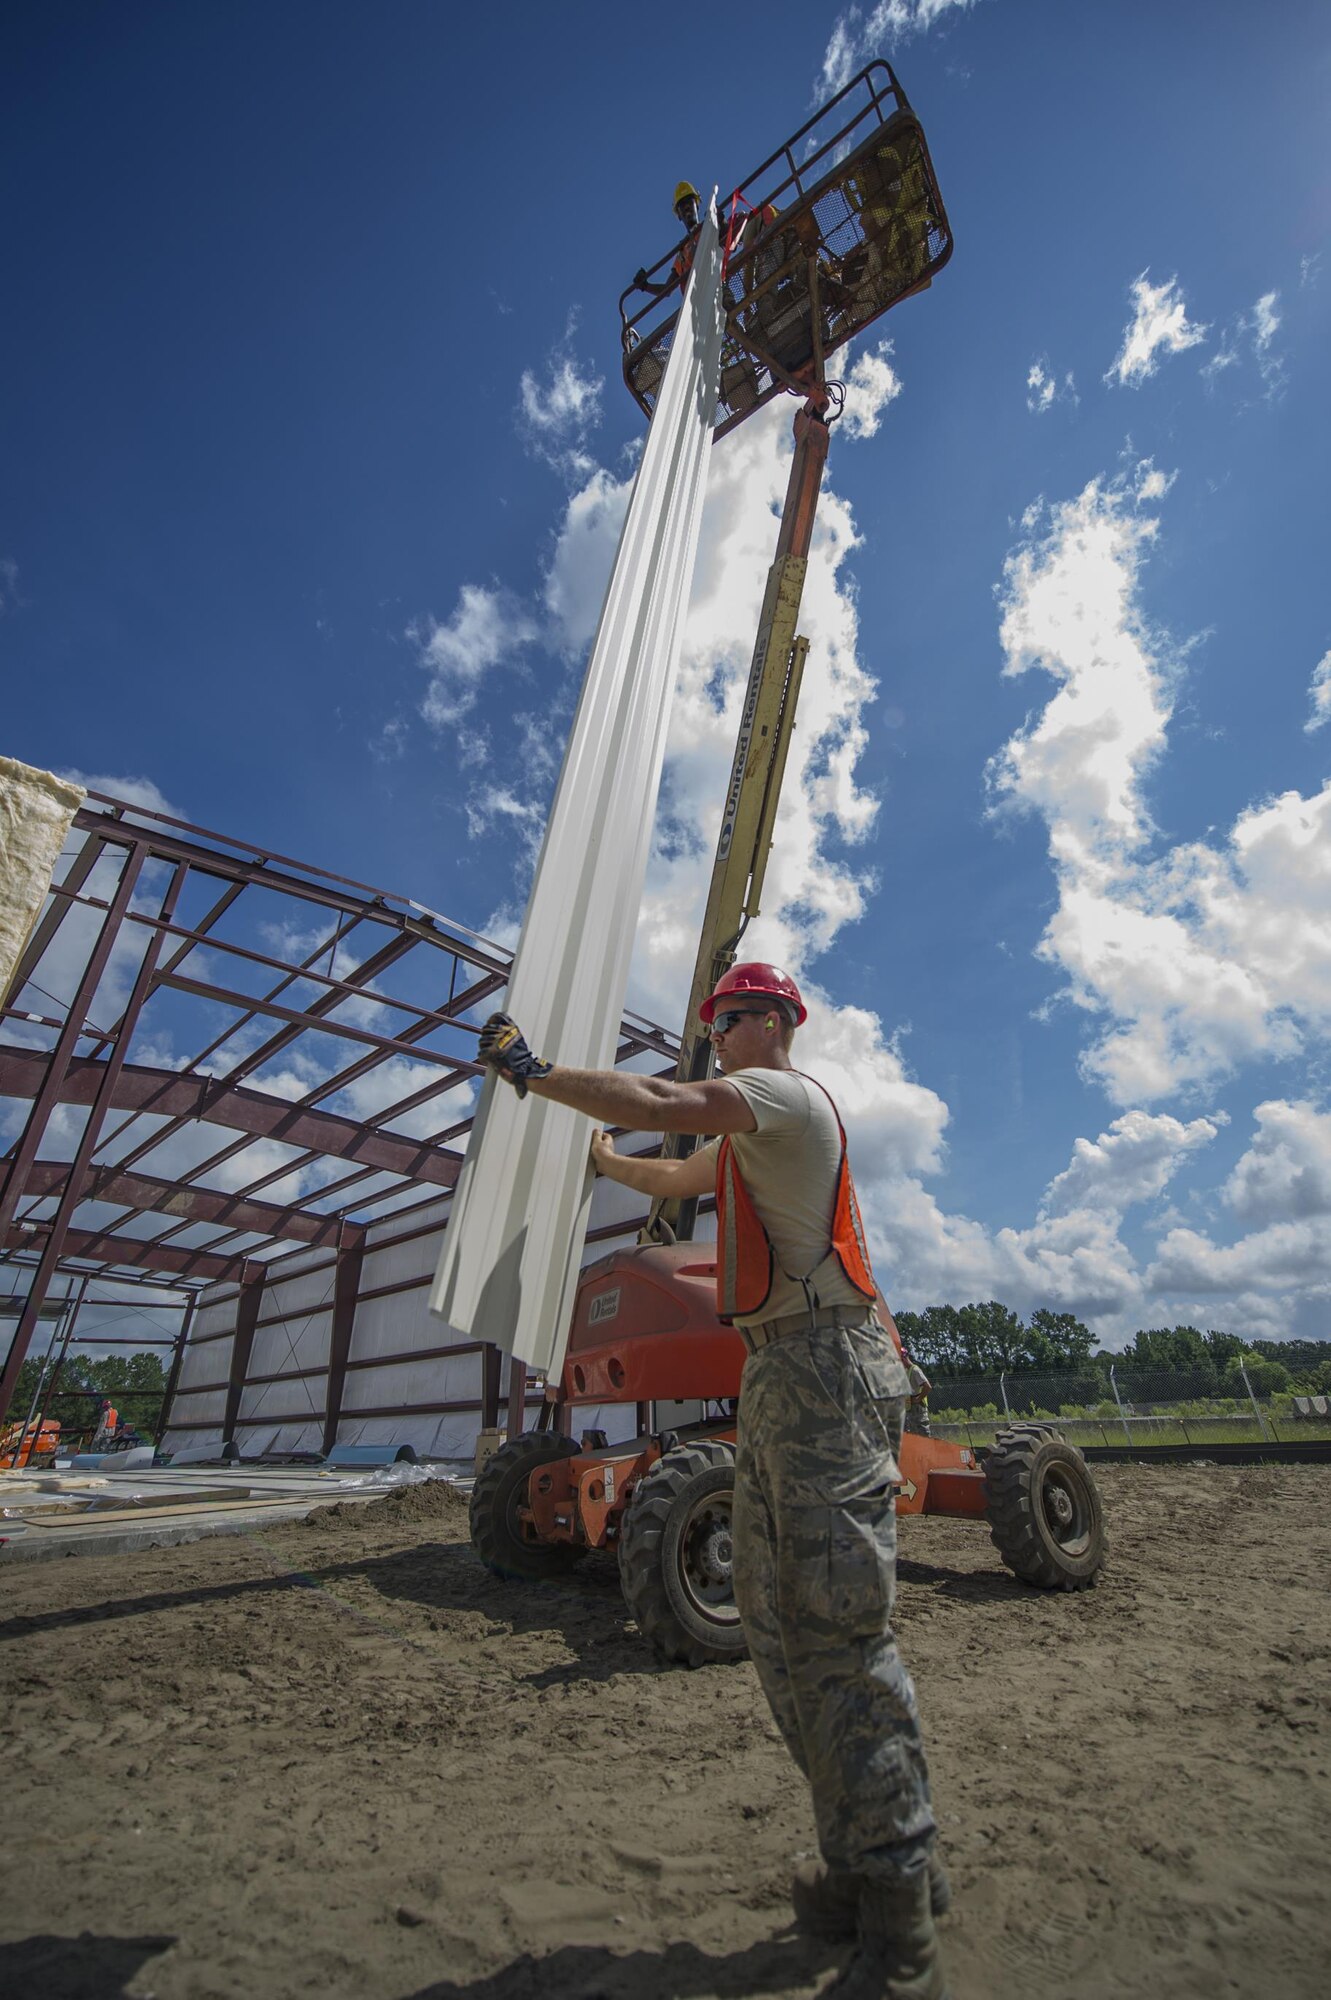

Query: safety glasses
left=710, top=1007, right=768, bottom=1035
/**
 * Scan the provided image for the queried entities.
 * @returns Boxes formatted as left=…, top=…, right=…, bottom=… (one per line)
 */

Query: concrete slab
left=0, top=1461, right=472, bottom=1564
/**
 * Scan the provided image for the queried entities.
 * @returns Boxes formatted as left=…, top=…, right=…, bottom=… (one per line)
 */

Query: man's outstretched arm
left=478, top=1013, right=756, bottom=1135
left=530, top=1062, right=754, bottom=1135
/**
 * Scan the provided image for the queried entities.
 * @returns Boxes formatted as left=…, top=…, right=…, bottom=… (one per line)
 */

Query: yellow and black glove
left=477, top=1012, right=553, bottom=1099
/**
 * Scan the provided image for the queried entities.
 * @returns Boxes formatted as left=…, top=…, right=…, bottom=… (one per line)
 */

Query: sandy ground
left=1, top=1462, right=1328, bottom=2000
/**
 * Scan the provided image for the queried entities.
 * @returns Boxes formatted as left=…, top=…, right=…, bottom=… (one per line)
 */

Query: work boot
left=793, top=1852, right=951, bottom=1939
left=820, top=1873, right=949, bottom=2000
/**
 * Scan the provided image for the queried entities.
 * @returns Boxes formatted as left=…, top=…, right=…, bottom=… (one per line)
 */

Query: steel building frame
left=0, top=792, right=680, bottom=1445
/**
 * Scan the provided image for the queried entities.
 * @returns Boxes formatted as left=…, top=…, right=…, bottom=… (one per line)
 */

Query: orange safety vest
left=714, top=1075, right=876, bottom=1324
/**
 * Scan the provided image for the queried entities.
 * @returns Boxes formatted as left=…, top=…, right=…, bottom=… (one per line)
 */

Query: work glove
left=633, top=267, right=650, bottom=289
left=477, top=1011, right=554, bottom=1099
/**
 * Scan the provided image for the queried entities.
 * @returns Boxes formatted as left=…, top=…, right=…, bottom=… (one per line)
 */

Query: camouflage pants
left=732, top=1320, right=936, bottom=1882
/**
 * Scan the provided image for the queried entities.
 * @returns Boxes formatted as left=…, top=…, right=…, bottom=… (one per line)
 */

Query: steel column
left=322, top=1222, right=366, bottom=1457
left=33, top=1283, right=86, bottom=1448
left=505, top=1355, right=528, bottom=1438
left=481, top=1345, right=502, bottom=1430
left=158, top=1292, right=196, bottom=1444
left=222, top=1264, right=266, bottom=1450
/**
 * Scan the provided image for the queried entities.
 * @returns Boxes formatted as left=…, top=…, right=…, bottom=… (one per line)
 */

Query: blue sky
left=4, top=0, right=1330, bottom=1346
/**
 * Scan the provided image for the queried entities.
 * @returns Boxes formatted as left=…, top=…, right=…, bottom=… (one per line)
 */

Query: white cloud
left=1222, top=1099, right=1331, bottom=1226
left=840, top=340, right=902, bottom=438
left=990, top=468, right=1331, bottom=1105
left=1146, top=1213, right=1331, bottom=1308
left=1025, top=358, right=1076, bottom=415
left=463, top=783, right=546, bottom=853
left=989, top=468, right=1172, bottom=867
left=59, top=770, right=180, bottom=818
left=1304, top=649, right=1331, bottom=734
left=371, top=716, right=408, bottom=762
left=411, top=584, right=538, bottom=728
left=544, top=468, right=633, bottom=657
left=518, top=335, right=603, bottom=477
left=1040, top=1110, right=1223, bottom=1219
left=1251, top=290, right=1281, bottom=351
left=1105, top=271, right=1208, bottom=387
left=1201, top=288, right=1285, bottom=399
left=853, top=1096, right=1331, bottom=1342
left=821, top=1, right=980, bottom=93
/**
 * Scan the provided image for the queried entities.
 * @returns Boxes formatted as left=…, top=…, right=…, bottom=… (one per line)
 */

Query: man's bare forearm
left=595, top=1146, right=699, bottom=1197
left=527, top=1065, right=700, bottom=1132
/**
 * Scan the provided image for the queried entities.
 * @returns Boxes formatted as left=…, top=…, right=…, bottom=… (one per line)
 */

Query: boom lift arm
left=620, top=63, right=952, bottom=1245
left=647, top=398, right=829, bottom=1243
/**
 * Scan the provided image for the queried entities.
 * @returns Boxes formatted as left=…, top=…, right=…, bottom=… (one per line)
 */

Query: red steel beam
left=3, top=1223, right=243, bottom=1282
left=73, top=804, right=513, bottom=977
left=0, top=855, right=188, bottom=1420
left=0, top=840, right=146, bottom=1417
left=19, top=1160, right=344, bottom=1249
left=85, top=967, right=498, bottom=1257
left=0, top=1048, right=465, bottom=1187
left=1, top=835, right=106, bottom=1011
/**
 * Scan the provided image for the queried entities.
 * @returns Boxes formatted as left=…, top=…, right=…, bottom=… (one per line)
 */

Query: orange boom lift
left=470, top=64, right=1107, bottom=1664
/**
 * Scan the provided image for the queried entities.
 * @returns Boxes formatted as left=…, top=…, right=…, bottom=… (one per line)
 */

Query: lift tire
left=618, top=1439, right=748, bottom=1669
left=983, top=1425, right=1107, bottom=1591
left=469, top=1432, right=587, bottom=1582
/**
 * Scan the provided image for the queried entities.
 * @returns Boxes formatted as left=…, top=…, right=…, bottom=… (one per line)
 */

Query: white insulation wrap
left=431, top=204, right=725, bottom=1377
left=0, top=755, right=85, bottom=1003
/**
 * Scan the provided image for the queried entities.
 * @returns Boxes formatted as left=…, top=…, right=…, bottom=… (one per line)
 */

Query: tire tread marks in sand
left=983, top=1424, right=1108, bottom=1592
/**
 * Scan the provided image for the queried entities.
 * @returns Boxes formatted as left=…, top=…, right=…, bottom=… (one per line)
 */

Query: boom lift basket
left=619, top=62, right=953, bottom=439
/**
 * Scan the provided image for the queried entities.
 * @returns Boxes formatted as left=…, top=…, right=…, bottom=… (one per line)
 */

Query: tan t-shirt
left=698, top=1067, right=870, bottom=1326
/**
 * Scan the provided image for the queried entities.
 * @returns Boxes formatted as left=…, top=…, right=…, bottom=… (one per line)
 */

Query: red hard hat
left=699, top=961, right=807, bottom=1026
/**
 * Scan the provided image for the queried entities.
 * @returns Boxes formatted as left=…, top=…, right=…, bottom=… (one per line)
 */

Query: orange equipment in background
left=0, top=1418, right=61, bottom=1469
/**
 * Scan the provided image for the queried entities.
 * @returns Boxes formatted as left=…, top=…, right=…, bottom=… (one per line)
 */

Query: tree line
left=6, top=1349, right=169, bottom=1442
left=892, top=1303, right=1331, bottom=1397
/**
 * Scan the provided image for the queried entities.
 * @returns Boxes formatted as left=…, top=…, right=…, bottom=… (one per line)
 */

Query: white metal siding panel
left=257, top=1265, right=337, bottom=1317
left=176, top=1339, right=230, bottom=1390
left=349, top=1287, right=441, bottom=1361
left=366, top=1197, right=450, bottom=1248
left=245, top=1420, right=323, bottom=1455
left=168, top=1388, right=228, bottom=1423
left=238, top=1376, right=325, bottom=1424
left=358, top=1231, right=441, bottom=1293
left=430, top=208, right=725, bottom=1378
left=249, top=1310, right=332, bottom=1380
left=192, top=1289, right=240, bottom=1331
left=340, top=1349, right=481, bottom=1413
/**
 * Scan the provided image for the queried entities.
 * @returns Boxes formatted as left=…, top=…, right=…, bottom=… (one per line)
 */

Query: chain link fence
left=922, top=1362, right=1331, bottom=1449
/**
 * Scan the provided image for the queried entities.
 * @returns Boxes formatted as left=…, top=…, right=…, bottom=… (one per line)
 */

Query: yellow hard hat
left=674, top=181, right=701, bottom=209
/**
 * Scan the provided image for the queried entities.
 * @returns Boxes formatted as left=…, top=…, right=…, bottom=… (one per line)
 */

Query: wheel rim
left=1038, top=1461, right=1093, bottom=1559
left=501, top=1448, right=558, bottom=1551
left=677, top=1491, right=741, bottom=1629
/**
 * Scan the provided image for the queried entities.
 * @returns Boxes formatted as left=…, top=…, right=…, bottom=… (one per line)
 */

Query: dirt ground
left=1, top=1462, right=1328, bottom=2000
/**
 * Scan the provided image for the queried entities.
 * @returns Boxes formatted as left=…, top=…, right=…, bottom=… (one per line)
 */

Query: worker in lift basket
left=633, top=180, right=710, bottom=299
left=477, top=963, right=951, bottom=2000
